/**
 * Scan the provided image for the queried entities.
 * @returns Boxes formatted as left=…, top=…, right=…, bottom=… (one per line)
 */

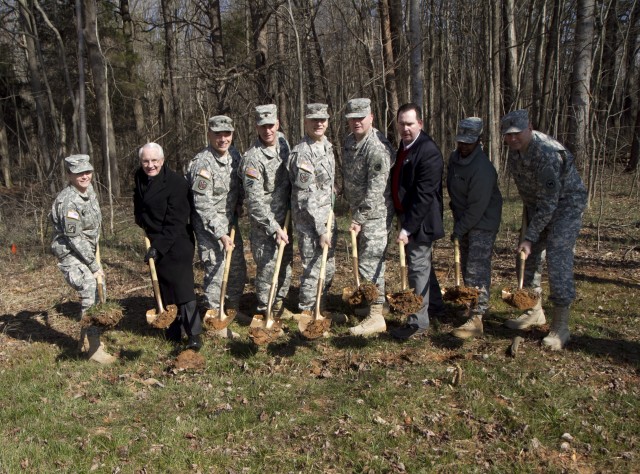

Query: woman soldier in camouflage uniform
left=50, top=154, right=116, bottom=364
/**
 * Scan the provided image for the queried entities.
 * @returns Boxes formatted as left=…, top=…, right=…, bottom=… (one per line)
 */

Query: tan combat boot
left=86, top=327, right=116, bottom=364
left=349, top=304, right=386, bottom=336
left=504, top=296, right=545, bottom=329
left=451, top=314, right=483, bottom=339
left=542, top=306, right=570, bottom=350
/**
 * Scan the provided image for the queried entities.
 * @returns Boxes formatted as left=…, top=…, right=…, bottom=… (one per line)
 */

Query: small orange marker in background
left=11, top=243, right=17, bottom=255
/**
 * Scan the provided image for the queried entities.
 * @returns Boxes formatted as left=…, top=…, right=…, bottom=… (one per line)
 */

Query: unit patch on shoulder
left=66, top=209, right=80, bottom=220
left=198, top=168, right=211, bottom=179
left=192, top=175, right=211, bottom=194
left=245, top=167, right=259, bottom=179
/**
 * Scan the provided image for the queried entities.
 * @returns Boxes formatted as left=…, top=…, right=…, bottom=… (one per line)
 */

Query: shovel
left=249, top=212, right=290, bottom=345
left=203, top=226, right=237, bottom=330
left=341, top=229, right=360, bottom=303
left=82, top=242, right=123, bottom=328
left=443, top=237, right=478, bottom=306
left=502, top=208, right=539, bottom=310
left=144, top=236, right=177, bottom=328
left=387, top=237, right=422, bottom=314
left=299, top=210, right=333, bottom=339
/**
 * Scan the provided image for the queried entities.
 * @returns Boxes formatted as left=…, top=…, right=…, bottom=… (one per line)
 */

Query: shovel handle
left=95, top=242, right=105, bottom=304
left=145, top=236, right=165, bottom=314
left=266, top=211, right=290, bottom=320
left=454, top=237, right=461, bottom=287
left=314, top=210, right=333, bottom=320
left=350, top=229, right=360, bottom=288
left=399, top=240, right=407, bottom=291
left=518, top=250, right=526, bottom=290
left=219, top=226, right=236, bottom=314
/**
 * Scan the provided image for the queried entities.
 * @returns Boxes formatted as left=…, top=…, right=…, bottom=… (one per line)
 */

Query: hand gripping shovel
left=249, top=211, right=290, bottom=345
left=501, top=208, right=539, bottom=310
left=443, top=237, right=478, bottom=306
left=203, top=226, right=237, bottom=330
left=144, top=236, right=177, bottom=328
left=387, top=236, right=422, bottom=314
left=299, top=210, right=333, bottom=339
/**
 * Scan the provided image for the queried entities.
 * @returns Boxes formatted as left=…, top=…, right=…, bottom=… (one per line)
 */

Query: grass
left=0, top=174, right=639, bottom=472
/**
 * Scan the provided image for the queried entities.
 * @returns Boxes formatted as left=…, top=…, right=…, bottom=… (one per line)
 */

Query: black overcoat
left=392, top=130, right=445, bottom=244
left=134, top=165, right=196, bottom=305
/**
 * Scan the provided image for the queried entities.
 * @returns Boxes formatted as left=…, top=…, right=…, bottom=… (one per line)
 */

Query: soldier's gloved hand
left=275, top=227, right=289, bottom=245
left=144, top=247, right=159, bottom=263
left=319, top=232, right=331, bottom=249
left=220, top=234, right=235, bottom=251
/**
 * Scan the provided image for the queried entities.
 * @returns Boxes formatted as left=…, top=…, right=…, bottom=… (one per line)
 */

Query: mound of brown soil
left=248, top=324, right=284, bottom=345
left=503, top=288, right=539, bottom=310
left=174, top=349, right=205, bottom=370
left=443, top=285, right=479, bottom=306
left=81, top=301, right=124, bottom=328
left=149, top=304, right=178, bottom=329
left=387, top=290, right=423, bottom=314
left=301, top=318, right=332, bottom=339
left=347, top=282, right=379, bottom=306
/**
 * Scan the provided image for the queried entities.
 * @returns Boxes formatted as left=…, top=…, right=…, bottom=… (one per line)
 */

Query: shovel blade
left=203, top=308, right=236, bottom=330
left=147, top=304, right=178, bottom=329
left=299, top=313, right=331, bottom=339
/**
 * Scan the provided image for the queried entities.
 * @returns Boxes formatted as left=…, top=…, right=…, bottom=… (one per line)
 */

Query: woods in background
left=1, top=0, right=639, bottom=207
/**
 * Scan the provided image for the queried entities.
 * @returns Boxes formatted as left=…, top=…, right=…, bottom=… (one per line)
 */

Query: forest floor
left=0, top=179, right=639, bottom=473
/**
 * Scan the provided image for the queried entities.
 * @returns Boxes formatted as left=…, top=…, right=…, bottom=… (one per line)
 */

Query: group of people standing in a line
left=50, top=100, right=586, bottom=364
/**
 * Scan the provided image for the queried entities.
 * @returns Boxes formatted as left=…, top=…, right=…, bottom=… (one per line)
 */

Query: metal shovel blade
left=203, top=307, right=237, bottom=330
left=146, top=304, right=178, bottom=328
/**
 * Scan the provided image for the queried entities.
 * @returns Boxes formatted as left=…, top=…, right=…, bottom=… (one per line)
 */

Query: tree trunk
left=489, top=0, right=503, bottom=174
left=0, top=99, right=11, bottom=188
left=379, top=0, right=399, bottom=137
left=388, top=0, right=406, bottom=103
left=83, top=0, right=120, bottom=197
left=275, top=8, right=289, bottom=132
left=76, top=0, right=87, bottom=154
left=250, top=2, right=272, bottom=104
left=120, top=0, right=145, bottom=142
left=207, top=0, right=228, bottom=112
left=568, top=0, right=595, bottom=204
left=503, top=0, right=519, bottom=111
left=408, top=0, right=423, bottom=108
left=540, top=0, right=560, bottom=131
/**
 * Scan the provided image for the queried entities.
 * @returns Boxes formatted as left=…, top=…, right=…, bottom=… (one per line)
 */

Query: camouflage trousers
left=296, top=223, right=337, bottom=312
left=459, top=228, right=497, bottom=315
left=250, top=228, right=293, bottom=312
left=57, top=254, right=104, bottom=314
left=356, top=217, right=389, bottom=304
left=195, top=228, right=247, bottom=309
left=523, top=212, right=583, bottom=307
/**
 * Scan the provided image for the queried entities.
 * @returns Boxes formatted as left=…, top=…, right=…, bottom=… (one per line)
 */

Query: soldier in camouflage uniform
left=446, top=118, right=502, bottom=339
left=186, top=115, right=247, bottom=338
left=50, top=154, right=116, bottom=364
left=342, top=98, right=395, bottom=336
left=240, top=104, right=293, bottom=318
left=288, top=103, right=337, bottom=314
left=501, top=109, right=587, bottom=350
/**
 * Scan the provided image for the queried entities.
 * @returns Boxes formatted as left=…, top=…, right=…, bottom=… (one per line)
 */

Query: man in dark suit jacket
left=390, top=103, right=445, bottom=340
left=134, top=142, right=202, bottom=351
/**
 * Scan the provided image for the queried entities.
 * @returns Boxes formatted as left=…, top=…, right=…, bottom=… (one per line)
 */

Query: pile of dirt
left=174, top=349, right=205, bottom=370
left=387, top=290, right=423, bottom=314
left=149, top=304, right=178, bottom=329
left=248, top=325, right=283, bottom=345
left=203, top=308, right=237, bottom=331
left=347, top=282, right=379, bottom=306
left=443, top=285, right=479, bottom=306
left=503, top=288, right=539, bottom=310
left=301, top=318, right=331, bottom=339
left=81, top=301, right=124, bottom=328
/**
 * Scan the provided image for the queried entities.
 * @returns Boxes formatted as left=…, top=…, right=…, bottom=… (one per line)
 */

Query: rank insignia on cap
left=245, top=167, right=259, bottom=179
left=66, top=210, right=80, bottom=220
left=198, top=169, right=211, bottom=179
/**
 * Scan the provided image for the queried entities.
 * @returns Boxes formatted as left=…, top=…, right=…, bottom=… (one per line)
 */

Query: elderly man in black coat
left=134, top=142, right=202, bottom=350
left=390, top=103, right=445, bottom=340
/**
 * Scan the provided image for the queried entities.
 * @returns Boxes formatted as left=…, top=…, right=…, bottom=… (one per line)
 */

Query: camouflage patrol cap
left=501, top=109, right=529, bottom=134
left=305, top=103, right=330, bottom=119
left=345, top=98, right=371, bottom=118
left=208, top=115, right=235, bottom=132
left=255, top=104, right=278, bottom=126
left=455, top=117, right=483, bottom=144
left=64, top=154, right=93, bottom=174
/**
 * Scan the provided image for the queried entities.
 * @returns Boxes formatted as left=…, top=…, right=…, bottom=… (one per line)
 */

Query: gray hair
left=139, top=142, right=164, bottom=159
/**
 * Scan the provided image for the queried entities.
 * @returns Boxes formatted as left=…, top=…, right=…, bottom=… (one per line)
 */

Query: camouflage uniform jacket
left=342, top=127, right=394, bottom=224
left=288, top=136, right=334, bottom=236
left=187, top=145, right=243, bottom=240
left=508, top=130, right=587, bottom=243
left=50, top=184, right=101, bottom=272
left=240, top=132, right=291, bottom=236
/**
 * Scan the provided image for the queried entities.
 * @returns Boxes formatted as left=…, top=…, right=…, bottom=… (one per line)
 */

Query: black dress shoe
left=390, top=324, right=428, bottom=341
left=186, top=334, right=202, bottom=351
